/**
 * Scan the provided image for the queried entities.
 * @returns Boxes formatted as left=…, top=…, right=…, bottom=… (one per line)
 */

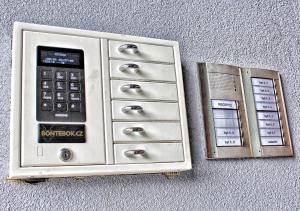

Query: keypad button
left=56, top=71, right=67, bottom=81
left=42, top=91, right=53, bottom=100
left=55, top=102, right=67, bottom=112
left=41, top=70, right=52, bottom=79
left=56, top=92, right=66, bottom=101
left=56, top=82, right=66, bottom=90
left=69, top=82, right=80, bottom=91
left=42, top=81, right=53, bottom=90
left=69, top=72, right=80, bottom=81
left=69, top=92, right=81, bottom=101
left=69, top=102, right=81, bottom=112
left=41, top=101, right=53, bottom=111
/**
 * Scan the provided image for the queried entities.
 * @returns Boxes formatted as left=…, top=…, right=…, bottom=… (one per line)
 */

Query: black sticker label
left=38, top=124, right=85, bottom=143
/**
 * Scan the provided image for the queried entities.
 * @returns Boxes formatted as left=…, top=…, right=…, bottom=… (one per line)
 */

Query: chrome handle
left=122, top=105, right=143, bottom=113
left=118, top=44, right=138, bottom=53
left=124, top=149, right=145, bottom=157
left=119, top=64, right=140, bottom=72
left=123, top=127, right=144, bottom=135
left=121, top=84, right=141, bottom=92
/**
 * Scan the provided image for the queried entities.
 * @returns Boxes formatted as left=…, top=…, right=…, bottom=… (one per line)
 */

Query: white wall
left=1, top=0, right=299, bottom=210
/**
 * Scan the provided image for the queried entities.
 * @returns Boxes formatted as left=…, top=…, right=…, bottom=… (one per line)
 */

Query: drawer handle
left=118, top=44, right=138, bottom=53
left=121, top=84, right=141, bottom=92
left=123, top=127, right=144, bottom=135
left=124, top=149, right=145, bottom=157
left=122, top=105, right=143, bottom=113
left=119, top=64, right=140, bottom=72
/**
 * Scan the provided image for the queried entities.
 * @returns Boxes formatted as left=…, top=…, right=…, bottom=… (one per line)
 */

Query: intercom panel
left=9, top=22, right=191, bottom=179
left=198, top=63, right=293, bottom=159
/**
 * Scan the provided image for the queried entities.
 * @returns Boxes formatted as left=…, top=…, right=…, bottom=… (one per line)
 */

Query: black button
left=42, top=70, right=52, bottom=79
left=69, top=82, right=80, bottom=91
left=69, top=72, right=80, bottom=81
left=56, top=92, right=66, bottom=101
left=41, top=101, right=52, bottom=111
left=56, top=71, right=67, bottom=81
left=42, top=91, right=53, bottom=100
left=69, top=102, right=80, bottom=112
left=56, top=82, right=66, bottom=90
left=69, top=92, right=81, bottom=101
left=42, top=81, right=53, bottom=90
left=55, top=102, right=67, bottom=112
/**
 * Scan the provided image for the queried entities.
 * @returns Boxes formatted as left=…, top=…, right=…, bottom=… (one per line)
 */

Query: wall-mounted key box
left=198, top=63, right=293, bottom=159
left=9, top=22, right=191, bottom=179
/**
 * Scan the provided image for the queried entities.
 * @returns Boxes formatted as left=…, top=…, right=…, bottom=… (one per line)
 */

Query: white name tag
left=261, top=137, right=283, bottom=146
left=216, top=137, right=241, bottom=146
left=254, top=94, right=276, bottom=103
left=214, top=118, right=239, bottom=128
left=253, top=86, right=275, bottom=95
left=257, top=112, right=279, bottom=120
left=255, top=103, right=277, bottom=111
left=252, top=78, right=273, bottom=87
left=215, top=128, right=240, bottom=137
left=213, top=110, right=238, bottom=119
left=211, top=100, right=237, bottom=109
left=258, top=120, right=280, bottom=129
left=260, top=129, right=281, bottom=137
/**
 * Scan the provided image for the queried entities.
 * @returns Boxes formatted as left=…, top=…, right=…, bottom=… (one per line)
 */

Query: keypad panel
left=36, top=67, right=86, bottom=122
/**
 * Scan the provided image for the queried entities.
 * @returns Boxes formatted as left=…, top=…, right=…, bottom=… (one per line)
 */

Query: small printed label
left=254, top=94, right=276, bottom=103
left=216, top=137, right=241, bottom=147
left=253, top=86, right=275, bottom=95
left=257, top=112, right=279, bottom=120
left=258, top=120, right=280, bottom=129
left=255, top=103, right=277, bottom=111
left=38, top=124, right=85, bottom=143
left=211, top=100, right=237, bottom=109
left=215, top=128, right=240, bottom=137
left=261, top=137, right=283, bottom=146
left=260, top=129, right=281, bottom=137
left=252, top=78, right=274, bottom=87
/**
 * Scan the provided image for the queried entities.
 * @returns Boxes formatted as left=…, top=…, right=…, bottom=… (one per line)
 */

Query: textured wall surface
left=1, top=0, right=300, bottom=210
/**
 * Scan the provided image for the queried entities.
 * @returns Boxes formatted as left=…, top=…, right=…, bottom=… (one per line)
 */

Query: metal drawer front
left=109, top=40, right=174, bottom=63
left=110, top=60, right=176, bottom=82
left=111, top=80, right=178, bottom=101
left=112, top=101, right=180, bottom=121
left=114, top=143, right=184, bottom=164
left=113, top=122, right=182, bottom=142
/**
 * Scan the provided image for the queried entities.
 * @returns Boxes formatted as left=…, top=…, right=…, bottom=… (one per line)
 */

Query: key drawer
left=114, top=143, right=184, bottom=164
left=112, top=100, right=180, bottom=121
left=110, top=60, right=176, bottom=82
left=111, top=80, right=178, bottom=101
left=113, top=122, right=182, bottom=142
left=109, top=40, right=174, bottom=63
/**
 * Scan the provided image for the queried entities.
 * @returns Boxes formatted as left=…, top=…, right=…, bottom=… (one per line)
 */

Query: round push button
left=59, top=148, right=73, bottom=162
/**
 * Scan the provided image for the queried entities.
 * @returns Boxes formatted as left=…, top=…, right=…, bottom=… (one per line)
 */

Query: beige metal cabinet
left=9, top=22, right=191, bottom=179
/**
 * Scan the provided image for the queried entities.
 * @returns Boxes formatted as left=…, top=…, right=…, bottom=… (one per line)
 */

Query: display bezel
left=37, top=46, right=84, bottom=68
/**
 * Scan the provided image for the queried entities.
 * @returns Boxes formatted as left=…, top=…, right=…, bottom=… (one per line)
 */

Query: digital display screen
left=37, top=46, right=84, bottom=68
